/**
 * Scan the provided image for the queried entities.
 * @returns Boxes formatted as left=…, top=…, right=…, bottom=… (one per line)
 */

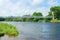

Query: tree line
left=0, top=6, right=60, bottom=22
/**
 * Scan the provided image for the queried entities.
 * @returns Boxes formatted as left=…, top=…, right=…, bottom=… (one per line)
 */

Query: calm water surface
left=1, top=22, right=60, bottom=40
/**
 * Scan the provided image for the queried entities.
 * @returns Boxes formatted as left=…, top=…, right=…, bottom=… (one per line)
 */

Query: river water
left=1, top=22, right=60, bottom=40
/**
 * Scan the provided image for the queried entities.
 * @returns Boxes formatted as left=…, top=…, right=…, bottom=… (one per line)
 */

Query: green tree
left=5, top=16, right=14, bottom=21
left=32, top=12, right=43, bottom=22
left=0, top=17, right=5, bottom=21
left=50, top=6, right=60, bottom=19
left=13, top=17, right=23, bottom=22
left=44, top=12, right=52, bottom=22
left=33, top=12, right=42, bottom=16
left=22, top=15, right=33, bottom=22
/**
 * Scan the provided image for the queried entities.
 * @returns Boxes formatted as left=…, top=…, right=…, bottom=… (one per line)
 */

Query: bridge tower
left=52, top=11, right=55, bottom=20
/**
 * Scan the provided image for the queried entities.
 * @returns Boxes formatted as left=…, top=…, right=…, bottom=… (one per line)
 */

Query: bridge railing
left=21, top=16, right=52, bottom=18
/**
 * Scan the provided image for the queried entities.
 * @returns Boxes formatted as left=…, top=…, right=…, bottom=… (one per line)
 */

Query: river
left=1, top=22, right=60, bottom=40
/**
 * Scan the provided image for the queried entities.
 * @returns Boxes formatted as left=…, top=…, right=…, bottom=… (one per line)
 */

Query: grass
left=0, top=23, right=19, bottom=37
left=50, top=19, right=60, bottom=22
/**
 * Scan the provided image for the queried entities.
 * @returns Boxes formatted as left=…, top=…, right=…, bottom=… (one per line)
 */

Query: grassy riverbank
left=50, top=19, right=60, bottom=22
left=0, top=23, right=19, bottom=37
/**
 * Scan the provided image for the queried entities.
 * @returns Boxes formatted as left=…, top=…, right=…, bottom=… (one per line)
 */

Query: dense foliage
left=1, top=12, right=43, bottom=22
left=50, top=6, right=60, bottom=19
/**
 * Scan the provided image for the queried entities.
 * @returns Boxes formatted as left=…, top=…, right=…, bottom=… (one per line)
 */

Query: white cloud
left=0, top=0, right=22, bottom=16
left=0, top=0, right=3, bottom=2
left=33, top=7, right=50, bottom=16
left=0, top=0, right=33, bottom=16
left=0, top=0, right=59, bottom=17
left=48, top=0, right=58, bottom=6
left=29, top=0, right=44, bottom=6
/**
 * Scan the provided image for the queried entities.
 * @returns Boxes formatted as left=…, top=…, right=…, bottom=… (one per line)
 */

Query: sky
left=0, top=0, right=60, bottom=17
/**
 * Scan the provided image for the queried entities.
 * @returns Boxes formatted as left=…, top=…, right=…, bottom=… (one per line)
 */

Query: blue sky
left=0, top=0, right=60, bottom=17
